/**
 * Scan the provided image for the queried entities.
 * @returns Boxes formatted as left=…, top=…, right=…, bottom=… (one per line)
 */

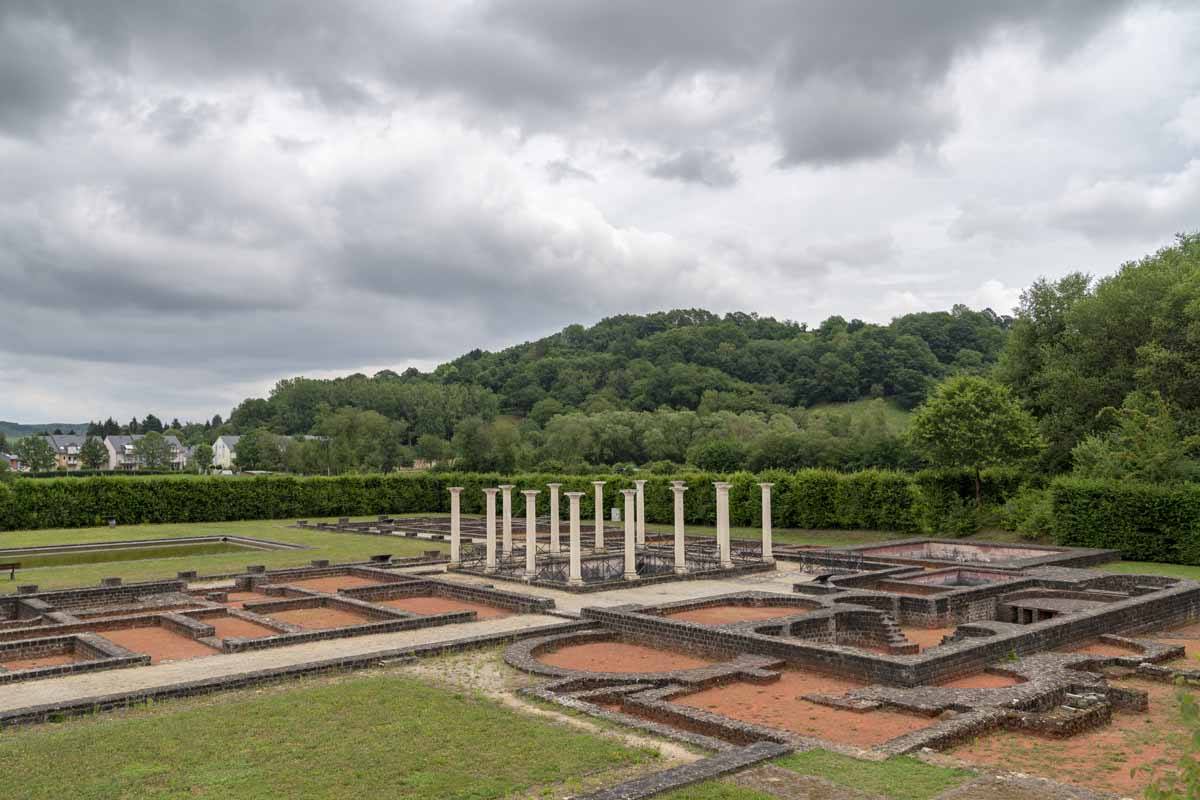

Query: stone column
left=714, top=482, right=733, bottom=568
left=499, top=484, right=514, bottom=556
left=566, top=491, right=584, bottom=586
left=523, top=490, right=540, bottom=579
left=448, top=486, right=464, bottom=566
left=633, top=479, right=647, bottom=545
left=591, top=480, right=606, bottom=551
left=547, top=483, right=562, bottom=554
left=671, top=481, right=688, bottom=574
left=621, top=489, right=638, bottom=581
left=483, top=488, right=499, bottom=573
left=758, top=482, right=775, bottom=564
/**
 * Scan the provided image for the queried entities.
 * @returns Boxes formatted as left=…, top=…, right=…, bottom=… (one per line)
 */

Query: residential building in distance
left=1, top=452, right=20, bottom=472
left=40, top=433, right=90, bottom=471
left=103, top=434, right=188, bottom=471
left=212, top=435, right=241, bottom=469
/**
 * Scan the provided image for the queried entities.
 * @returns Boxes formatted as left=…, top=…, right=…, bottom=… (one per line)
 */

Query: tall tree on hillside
left=79, top=436, right=109, bottom=470
left=0, top=431, right=7, bottom=453
left=134, top=432, right=171, bottom=470
left=14, top=437, right=56, bottom=472
left=1071, top=391, right=1200, bottom=483
left=908, top=376, right=1043, bottom=506
left=141, top=414, right=164, bottom=433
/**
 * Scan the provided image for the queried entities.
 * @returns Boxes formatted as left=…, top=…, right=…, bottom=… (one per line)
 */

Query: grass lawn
left=776, top=751, right=972, bottom=800
left=0, top=516, right=447, bottom=590
left=1100, top=560, right=1200, bottom=581
left=658, top=781, right=776, bottom=799
left=0, top=672, right=654, bottom=799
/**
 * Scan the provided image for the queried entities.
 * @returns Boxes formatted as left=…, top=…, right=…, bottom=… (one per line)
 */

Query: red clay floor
left=674, top=668, right=933, bottom=747
left=99, top=627, right=220, bottom=664
left=663, top=605, right=811, bottom=625
left=1, top=652, right=81, bottom=671
left=276, top=575, right=386, bottom=593
left=204, top=615, right=280, bottom=640
left=266, top=606, right=373, bottom=630
left=537, top=641, right=715, bottom=673
left=376, top=596, right=511, bottom=620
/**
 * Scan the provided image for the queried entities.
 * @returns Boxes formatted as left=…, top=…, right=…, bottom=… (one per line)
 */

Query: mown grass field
left=0, top=672, right=654, bottom=799
left=1, top=514, right=1194, bottom=589
left=0, top=516, right=446, bottom=590
left=660, top=751, right=972, bottom=800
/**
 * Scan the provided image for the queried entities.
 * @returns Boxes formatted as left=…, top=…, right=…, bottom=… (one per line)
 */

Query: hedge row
left=1051, top=478, right=1200, bottom=564
left=0, top=468, right=1024, bottom=534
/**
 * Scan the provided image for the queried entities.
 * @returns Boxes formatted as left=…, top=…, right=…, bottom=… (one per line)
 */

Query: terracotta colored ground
left=277, top=575, right=385, bottom=592
left=537, top=641, right=715, bottom=673
left=951, top=678, right=1186, bottom=796
left=1058, top=640, right=1143, bottom=658
left=204, top=616, right=279, bottom=640
left=1, top=652, right=80, bottom=671
left=223, top=591, right=267, bottom=608
left=675, top=668, right=932, bottom=747
left=98, top=627, right=219, bottom=664
left=939, top=671, right=1024, bottom=689
left=267, top=606, right=372, bottom=630
left=1153, top=637, right=1200, bottom=670
left=376, top=596, right=510, bottom=620
left=663, top=604, right=811, bottom=625
left=1160, top=621, right=1200, bottom=638
left=902, top=626, right=956, bottom=651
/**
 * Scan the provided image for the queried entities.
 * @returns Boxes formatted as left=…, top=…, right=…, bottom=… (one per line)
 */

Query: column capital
left=632, top=479, right=647, bottom=486
left=521, top=489, right=540, bottom=497
left=591, top=480, right=606, bottom=487
left=564, top=490, right=585, bottom=498
left=483, top=487, right=500, bottom=495
left=498, top=484, right=515, bottom=490
left=546, top=482, right=563, bottom=488
left=757, top=482, right=775, bottom=489
left=448, top=486, right=464, bottom=494
left=713, top=481, right=733, bottom=490
left=619, top=488, right=637, bottom=497
left=670, top=480, right=688, bottom=490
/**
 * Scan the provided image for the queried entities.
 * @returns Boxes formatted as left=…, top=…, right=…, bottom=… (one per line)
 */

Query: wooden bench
left=0, top=562, right=18, bottom=580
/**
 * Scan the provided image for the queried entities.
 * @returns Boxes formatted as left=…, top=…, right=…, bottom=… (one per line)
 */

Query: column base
left=449, top=560, right=461, bottom=568
left=720, top=561, right=734, bottom=569
left=761, top=556, right=775, bottom=564
left=567, top=577, right=583, bottom=587
left=673, top=566, right=688, bottom=575
left=624, top=573, right=638, bottom=581
left=484, top=565, right=497, bottom=574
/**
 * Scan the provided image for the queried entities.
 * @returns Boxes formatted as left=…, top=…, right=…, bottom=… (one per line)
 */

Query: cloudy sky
left=2, top=1, right=1198, bottom=423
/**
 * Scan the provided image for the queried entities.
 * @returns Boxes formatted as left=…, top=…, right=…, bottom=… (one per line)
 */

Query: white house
left=212, top=435, right=241, bottom=469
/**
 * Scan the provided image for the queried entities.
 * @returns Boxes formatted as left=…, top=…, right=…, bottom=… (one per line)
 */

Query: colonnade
left=446, top=479, right=776, bottom=583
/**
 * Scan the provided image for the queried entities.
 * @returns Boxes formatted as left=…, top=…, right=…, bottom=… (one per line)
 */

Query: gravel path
left=0, top=613, right=560, bottom=715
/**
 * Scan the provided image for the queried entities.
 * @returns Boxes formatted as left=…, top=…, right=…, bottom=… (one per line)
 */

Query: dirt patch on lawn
left=377, top=596, right=510, bottom=620
left=537, top=641, right=715, bottom=673
left=1, top=652, right=81, bottom=671
left=950, top=678, right=1186, bottom=796
left=674, top=668, right=932, bottom=747
left=99, top=627, right=220, bottom=664
left=266, top=606, right=373, bottom=630
left=663, top=604, right=811, bottom=625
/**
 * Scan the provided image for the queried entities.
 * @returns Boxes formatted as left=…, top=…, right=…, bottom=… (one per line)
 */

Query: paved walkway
left=439, top=560, right=813, bottom=615
left=0, top=613, right=561, bottom=715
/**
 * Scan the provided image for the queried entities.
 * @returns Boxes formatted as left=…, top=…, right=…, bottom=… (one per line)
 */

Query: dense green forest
left=206, top=305, right=1008, bottom=473
left=63, top=233, right=1200, bottom=482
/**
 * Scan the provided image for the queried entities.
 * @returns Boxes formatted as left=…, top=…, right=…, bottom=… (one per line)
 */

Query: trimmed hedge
left=0, top=468, right=1025, bottom=535
left=1051, top=477, right=1200, bottom=564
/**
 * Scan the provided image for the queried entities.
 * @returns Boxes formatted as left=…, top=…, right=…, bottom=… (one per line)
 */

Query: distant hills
left=0, top=421, right=90, bottom=440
